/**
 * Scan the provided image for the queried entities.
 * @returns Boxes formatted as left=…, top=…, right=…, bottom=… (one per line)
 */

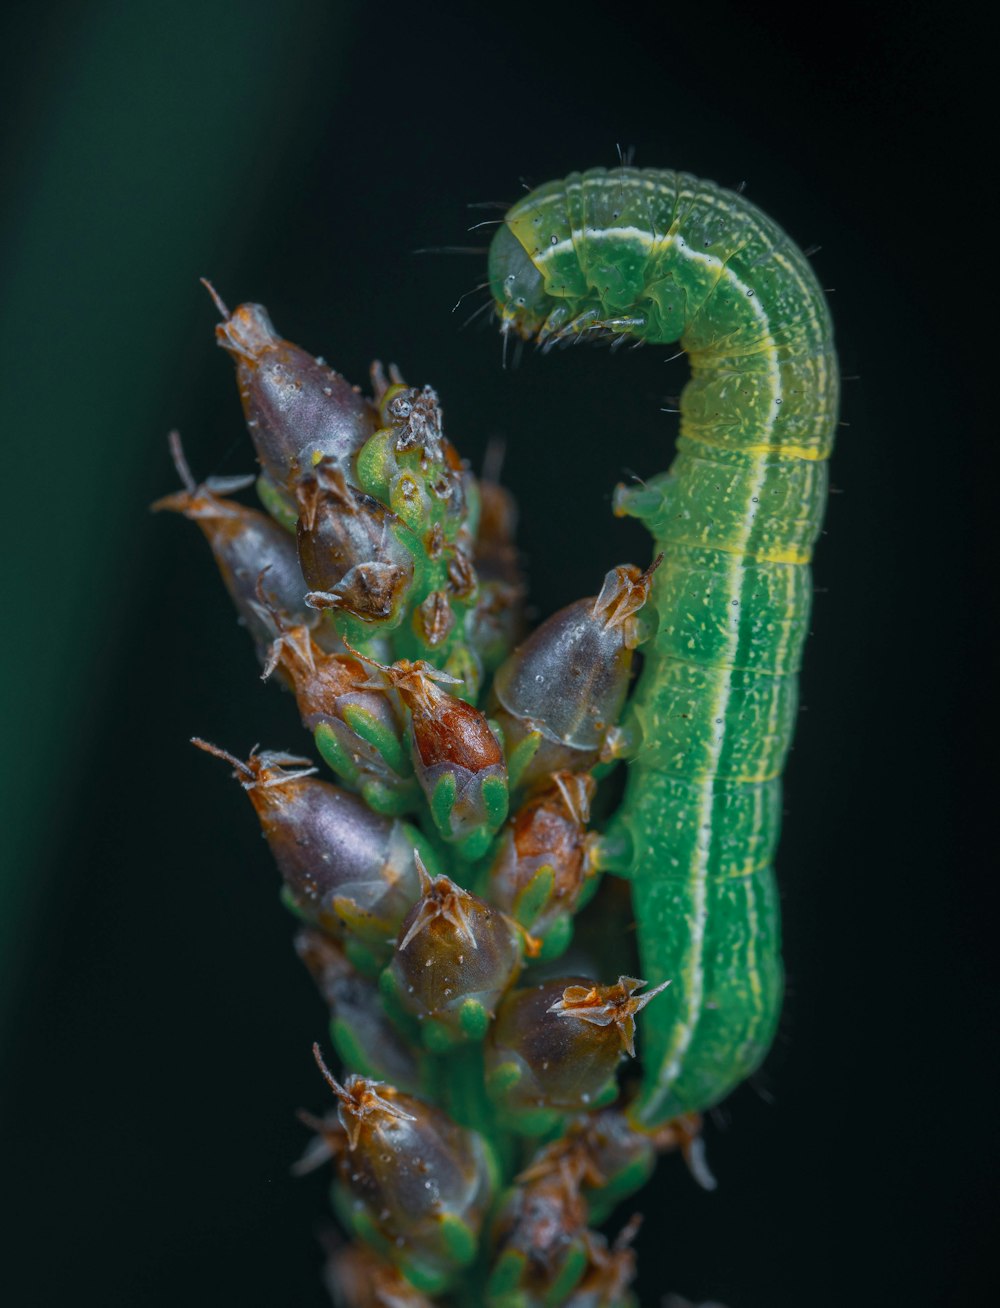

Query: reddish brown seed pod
left=205, top=284, right=378, bottom=495
left=312, top=1045, right=494, bottom=1289
left=295, top=460, right=414, bottom=626
left=152, top=433, right=310, bottom=664
left=261, top=614, right=385, bottom=734
left=191, top=741, right=431, bottom=943
left=359, top=655, right=508, bottom=848
left=486, top=771, right=597, bottom=947
left=384, top=855, right=521, bottom=1046
left=486, top=975, right=670, bottom=1119
left=489, top=559, right=661, bottom=790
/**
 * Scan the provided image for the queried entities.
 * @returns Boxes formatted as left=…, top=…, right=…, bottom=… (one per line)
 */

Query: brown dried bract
left=591, top=555, right=663, bottom=648
left=414, top=589, right=456, bottom=648
left=446, top=540, right=479, bottom=599
left=398, top=856, right=479, bottom=953
left=190, top=738, right=317, bottom=792
left=548, top=975, right=671, bottom=1059
left=312, top=1044, right=415, bottom=1151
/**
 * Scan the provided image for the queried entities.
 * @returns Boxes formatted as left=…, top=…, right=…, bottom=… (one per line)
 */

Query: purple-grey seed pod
left=560, top=1110, right=656, bottom=1200
left=313, top=1046, right=493, bottom=1280
left=191, top=742, right=433, bottom=943
left=387, top=859, right=521, bottom=1041
left=486, top=976, right=669, bottom=1114
left=152, top=433, right=310, bottom=665
left=486, top=772, right=596, bottom=939
left=296, top=461, right=414, bottom=625
left=294, top=929, right=422, bottom=1092
left=489, top=561, right=659, bottom=789
left=207, top=288, right=377, bottom=494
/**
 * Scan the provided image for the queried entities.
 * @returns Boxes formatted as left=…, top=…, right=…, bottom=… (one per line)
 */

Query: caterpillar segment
left=489, top=166, right=837, bottom=1127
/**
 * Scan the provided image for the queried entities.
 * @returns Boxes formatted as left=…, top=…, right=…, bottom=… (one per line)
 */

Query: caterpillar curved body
left=489, top=167, right=838, bottom=1127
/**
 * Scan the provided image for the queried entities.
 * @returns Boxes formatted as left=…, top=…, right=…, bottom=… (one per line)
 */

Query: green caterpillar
left=488, top=166, right=838, bottom=1127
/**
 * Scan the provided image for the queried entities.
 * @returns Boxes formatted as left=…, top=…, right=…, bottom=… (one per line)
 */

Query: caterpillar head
left=488, top=223, right=550, bottom=340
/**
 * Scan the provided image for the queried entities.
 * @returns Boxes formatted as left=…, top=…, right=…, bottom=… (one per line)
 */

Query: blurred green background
left=1, top=2, right=989, bottom=1305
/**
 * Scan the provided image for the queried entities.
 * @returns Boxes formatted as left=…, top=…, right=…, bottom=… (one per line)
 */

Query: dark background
left=1, top=3, right=991, bottom=1305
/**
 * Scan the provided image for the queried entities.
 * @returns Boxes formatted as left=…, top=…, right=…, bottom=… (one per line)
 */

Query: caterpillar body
left=488, top=167, right=838, bottom=1127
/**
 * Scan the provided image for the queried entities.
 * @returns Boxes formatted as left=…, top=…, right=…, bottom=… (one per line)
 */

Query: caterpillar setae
left=488, top=166, right=838, bottom=1128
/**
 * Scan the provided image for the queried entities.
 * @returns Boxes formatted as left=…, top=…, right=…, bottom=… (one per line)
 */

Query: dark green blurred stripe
left=0, top=0, right=347, bottom=1038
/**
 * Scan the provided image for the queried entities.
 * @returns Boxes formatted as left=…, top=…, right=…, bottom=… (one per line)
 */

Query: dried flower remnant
left=516, top=1107, right=711, bottom=1227
left=560, top=1222, right=641, bottom=1308
left=487, top=1154, right=591, bottom=1305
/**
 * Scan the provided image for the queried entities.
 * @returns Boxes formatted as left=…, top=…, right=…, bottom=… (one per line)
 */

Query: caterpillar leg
left=587, top=821, right=634, bottom=878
